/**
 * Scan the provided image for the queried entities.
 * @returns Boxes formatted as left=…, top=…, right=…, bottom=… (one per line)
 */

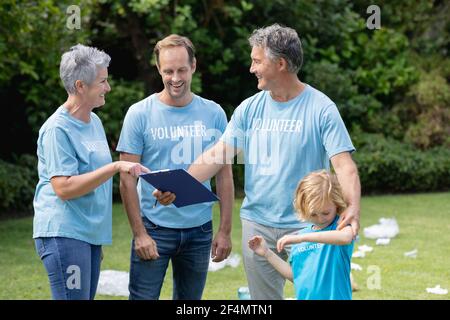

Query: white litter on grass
left=352, top=251, right=365, bottom=258
left=426, top=285, right=448, bottom=295
left=364, top=218, right=399, bottom=239
left=352, top=245, right=373, bottom=259
left=208, top=253, right=241, bottom=272
left=351, top=263, right=363, bottom=271
left=404, top=249, right=418, bottom=258
left=96, top=254, right=242, bottom=296
left=97, top=270, right=129, bottom=297
left=376, top=238, right=391, bottom=245
left=358, top=245, right=373, bottom=253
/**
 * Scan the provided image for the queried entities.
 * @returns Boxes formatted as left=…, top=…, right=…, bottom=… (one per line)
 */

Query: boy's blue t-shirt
left=220, top=84, right=355, bottom=228
left=289, top=216, right=354, bottom=300
left=33, top=106, right=113, bottom=245
left=116, top=94, right=227, bottom=228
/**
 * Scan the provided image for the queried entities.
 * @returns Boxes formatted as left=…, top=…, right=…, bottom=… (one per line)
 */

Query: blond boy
left=249, top=170, right=355, bottom=300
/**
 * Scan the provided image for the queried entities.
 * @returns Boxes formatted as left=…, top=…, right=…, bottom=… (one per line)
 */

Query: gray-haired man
left=188, top=24, right=361, bottom=299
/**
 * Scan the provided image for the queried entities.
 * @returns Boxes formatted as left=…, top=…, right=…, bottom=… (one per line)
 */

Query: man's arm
left=277, top=227, right=354, bottom=252
left=330, top=152, right=361, bottom=236
left=211, top=164, right=234, bottom=262
left=119, top=152, right=159, bottom=260
left=188, top=141, right=238, bottom=183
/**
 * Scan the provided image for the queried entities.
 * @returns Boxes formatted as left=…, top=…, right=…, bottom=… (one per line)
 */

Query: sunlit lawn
left=0, top=192, right=449, bottom=300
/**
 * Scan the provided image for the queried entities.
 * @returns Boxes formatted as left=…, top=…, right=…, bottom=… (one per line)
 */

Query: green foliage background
left=0, top=0, right=449, bottom=214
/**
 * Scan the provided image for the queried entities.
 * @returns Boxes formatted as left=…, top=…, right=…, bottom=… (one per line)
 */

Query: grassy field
left=0, top=192, right=449, bottom=300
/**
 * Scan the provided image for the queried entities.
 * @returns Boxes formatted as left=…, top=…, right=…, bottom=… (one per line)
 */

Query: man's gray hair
left=248, top=24, right=303, bottom=73
left=60, top=44, right=111, bottom=94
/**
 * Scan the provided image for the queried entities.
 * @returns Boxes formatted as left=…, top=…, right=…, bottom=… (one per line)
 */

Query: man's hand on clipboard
left=141, top=169, right=218, bottom=207
left=152, top=189, right=176, bottom=206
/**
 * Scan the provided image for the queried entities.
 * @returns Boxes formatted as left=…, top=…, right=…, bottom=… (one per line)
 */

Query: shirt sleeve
left=116, top=105, right=145, bottom=155
left=220, top=103, right=245, bottom=150
left=42, top=127, right=79, bottom=178
left=320, top=104, right=355, bottom=158
left=216, top=106, right=228, bottom=134
left=203, top=104, right=229, bottom=152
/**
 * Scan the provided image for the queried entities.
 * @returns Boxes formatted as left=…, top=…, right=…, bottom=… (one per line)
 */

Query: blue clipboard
left=139, top=169, right=219, bottom=208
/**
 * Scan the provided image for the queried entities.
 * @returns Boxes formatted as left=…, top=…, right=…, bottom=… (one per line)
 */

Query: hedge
left=1, top=135, right=449, bottom=215
left=353, top=133, right=450, bottom=193
left=0, top=155, right=37, bottom=215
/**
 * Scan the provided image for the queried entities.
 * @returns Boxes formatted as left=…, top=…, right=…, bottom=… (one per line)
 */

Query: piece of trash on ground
left=237, top=286, right=251, bottom=300
left=97, top=270, right=129, bottom=297
left=358, top=245, right=373, bottom=253
left=208, top=253, right=241, bottom=272
left=426, top=285, right=448, bottom=295
left=404, top=249, right=418, bottom=258
left=376, top=238, right=391, bottom=245
left=352, top=251, right=365, bottom=258
left=351, top=263, right=363, bottom=271
left=364, top=217, right=399, bottom=239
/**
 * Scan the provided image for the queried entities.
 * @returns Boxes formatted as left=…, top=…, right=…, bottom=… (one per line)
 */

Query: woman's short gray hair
left=60, top=44, right=111, bottom=94
left=248, top=24, right=303, bottom=74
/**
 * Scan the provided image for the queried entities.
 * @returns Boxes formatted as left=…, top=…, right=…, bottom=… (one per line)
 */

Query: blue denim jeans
left=129, top=217, right=213, bottom=300
left=34, top=237, right=102, bottom=300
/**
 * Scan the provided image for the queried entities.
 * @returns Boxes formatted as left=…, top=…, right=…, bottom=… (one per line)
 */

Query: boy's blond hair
left=153, top=34, right=196, bottom=67
left=293, top=170, right=347, bottom=221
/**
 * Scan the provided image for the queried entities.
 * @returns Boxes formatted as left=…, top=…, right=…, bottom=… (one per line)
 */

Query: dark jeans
left=129, top=217, right=213, bottom=300
left=35, top=237, right=102, bottom=300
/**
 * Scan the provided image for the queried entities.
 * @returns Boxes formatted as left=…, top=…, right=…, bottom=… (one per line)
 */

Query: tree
left=0, top=0, right=92, bottom=159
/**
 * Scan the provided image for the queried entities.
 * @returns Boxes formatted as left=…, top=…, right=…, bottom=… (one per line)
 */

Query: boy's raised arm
left=264, top=250, right=294, bottom=282
left=277, top=226, right=353, bottom=252
left=249, top=236, right=293, bottom=282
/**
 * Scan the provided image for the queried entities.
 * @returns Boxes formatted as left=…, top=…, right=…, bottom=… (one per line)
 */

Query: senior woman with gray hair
left=33, top=44, right=149, bottom=300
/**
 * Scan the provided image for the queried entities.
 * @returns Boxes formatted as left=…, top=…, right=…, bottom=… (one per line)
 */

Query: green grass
left=0, top=193, right=449, bottom=300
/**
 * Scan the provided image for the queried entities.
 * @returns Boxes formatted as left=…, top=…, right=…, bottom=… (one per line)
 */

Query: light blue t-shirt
left=33, top=106, right=113, bottom=245
left=116, top=94, right=227, bottom=228
left=220, top=84, right=355, bottom=228
left=289, top=216, right=354, bottom=300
